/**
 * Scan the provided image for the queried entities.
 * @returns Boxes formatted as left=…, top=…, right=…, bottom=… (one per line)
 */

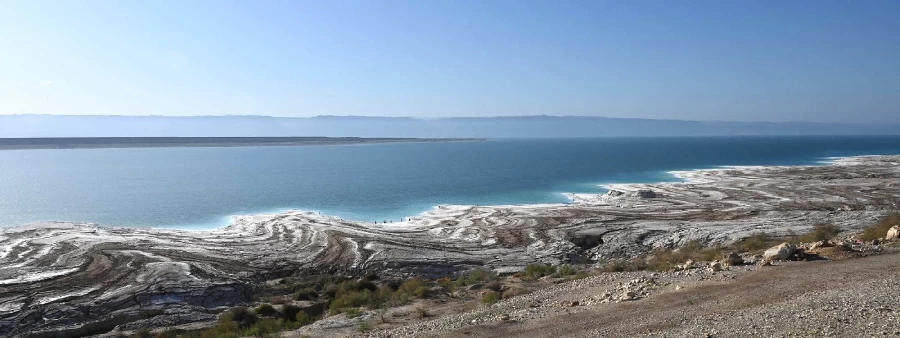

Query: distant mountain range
left=1, top=114, right=897, bottom=138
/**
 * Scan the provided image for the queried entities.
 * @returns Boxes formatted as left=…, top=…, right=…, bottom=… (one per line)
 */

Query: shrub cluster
left=859, top=213, right=900, bottom=241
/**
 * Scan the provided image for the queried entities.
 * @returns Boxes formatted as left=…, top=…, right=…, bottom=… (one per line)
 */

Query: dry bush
left=859, top=213, right=900, bottom=241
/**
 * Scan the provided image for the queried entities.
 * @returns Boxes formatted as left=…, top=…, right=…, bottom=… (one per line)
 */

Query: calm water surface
left=1, top=136, right=899, bottom=229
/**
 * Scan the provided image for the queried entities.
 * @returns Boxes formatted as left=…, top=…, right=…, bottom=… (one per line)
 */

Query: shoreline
left=4, top=153, right=897, bottom=231
left=2, top=154, right=899, bottom=335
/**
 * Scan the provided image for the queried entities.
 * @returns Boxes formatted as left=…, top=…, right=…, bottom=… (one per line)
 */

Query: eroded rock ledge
left=1, top=155, right=898, bottom=336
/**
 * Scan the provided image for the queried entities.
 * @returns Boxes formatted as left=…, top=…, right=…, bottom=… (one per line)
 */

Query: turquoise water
left=1, top=136, right=899, bottom=229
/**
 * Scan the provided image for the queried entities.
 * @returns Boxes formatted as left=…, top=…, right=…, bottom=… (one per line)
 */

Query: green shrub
left=642, top=241, right=724, bottom=271
left=741, top=232, right=769, bottom=251
left=483, top=281, right=503, bottom=292
left=481, top=291, right=501, bottom=305
left=800, top=223, right=841, bottom=242
left=254, top=304, right=277, bottom=317
left=199, top=320, right=241, bottom=338
left=294, top=288, right=318, bottom=301
left=295, top=311, right=314, bottom=326
left=523, top=263, right=556, bottom=280
left=554, top=264, right=577, bottom=277
left=859, top=213, right=900, bottom=241
left=343, top=307, right=364, bottom=318
left=396, top=277, right=429, bottom=301
left=329, top=290, right=381, bottom=314
left=358, top=321, right=373, bottom=332
left=242, top=318, right=281, bottom=337
left=221, top=307, right=256, bottom=324
left=602, top=258, right=647, bottom=272
left=435, top=277, right=456, bottom=291
left=338, top=280, right=378, bottom=294
left=280, top=304, right=301, bottom=320
left=454, top=268, right=496, bottom=286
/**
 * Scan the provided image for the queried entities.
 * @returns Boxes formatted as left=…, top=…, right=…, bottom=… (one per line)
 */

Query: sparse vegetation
left=799, top=223, right=841, bottom=242
left=254, top=303, right=277, bottom=317
left=741, top=232, right=769, bottom=251
left=601, top=240, right=725, bottom=272
left=523, top=263, right=556, bottom=280
left=859, top=213, right=900, bottom=241
left=293, top=288, right=317, bottom=301
left=643, top=241, right=724, bottom=271
left=481, top=291, right=501, bottom=305
left=343, top=307, right=364, bottom=318
left=555, top=264, right=577, bottom=277
left=454, top=268, right=497, bottom=286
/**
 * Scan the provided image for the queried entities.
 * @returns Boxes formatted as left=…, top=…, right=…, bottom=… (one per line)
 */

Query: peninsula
left=0, top=137, right=483, bottom=150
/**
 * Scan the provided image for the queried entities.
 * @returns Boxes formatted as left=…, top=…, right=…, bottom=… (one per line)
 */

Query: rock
left=606, top=190, right=625, bottom=197
left=763, top=242, right=797, bottom=261
left=466, top=283, right=484, bottom=291
left=627, top=189, right=657, bottom=199
left=680, top=259, right=695, bottom=270
left=568, top=301, right=580, bottom=307
left=499, top=314, right=510, bottom=321
left=886, top=225, right=900, bottom=240
left=708, top=261, right=723, bottom=272
left=722, top=252, right=743, bottom=266
left=621, top=290, right=636, bottom=300
left=809, top=240, right=833, bottom=250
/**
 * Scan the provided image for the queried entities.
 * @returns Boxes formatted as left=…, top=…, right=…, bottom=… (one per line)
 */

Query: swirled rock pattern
left=1, top=155, right=898, bottom=336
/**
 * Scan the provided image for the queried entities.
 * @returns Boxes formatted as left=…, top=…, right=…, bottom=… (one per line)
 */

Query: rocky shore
left=1, top=155, right=898, bottom=337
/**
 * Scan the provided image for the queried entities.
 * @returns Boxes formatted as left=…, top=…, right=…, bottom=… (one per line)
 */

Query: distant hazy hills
left=1, top=115, right=897, bottom=138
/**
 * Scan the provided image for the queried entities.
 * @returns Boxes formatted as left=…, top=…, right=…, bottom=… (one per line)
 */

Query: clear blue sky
left=1, top=0, right=898, bottom=122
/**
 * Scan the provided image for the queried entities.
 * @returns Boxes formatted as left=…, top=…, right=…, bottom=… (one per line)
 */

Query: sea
left=1, top=136, right=899, bottom=230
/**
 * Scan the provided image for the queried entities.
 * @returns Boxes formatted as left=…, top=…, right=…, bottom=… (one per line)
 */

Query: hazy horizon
left=2, top=114, right=898, bottom=138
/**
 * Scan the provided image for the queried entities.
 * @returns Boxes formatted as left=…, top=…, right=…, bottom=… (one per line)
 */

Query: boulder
left=886, top=225, right=900, bottom=240
left=708, top=261, right=723, bottom=272
left=606, top=190, right=625, bottom=197
left=722, top=252, right=743, bottom=266
left=763, top=243, right=797, bottom=261
left=627, top=189, right=657, bottom=199
left=808, top=240, right=833, bottom=250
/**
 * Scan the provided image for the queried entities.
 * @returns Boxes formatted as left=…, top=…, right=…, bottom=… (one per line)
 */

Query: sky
left=1, top=0, right=898, bottom=123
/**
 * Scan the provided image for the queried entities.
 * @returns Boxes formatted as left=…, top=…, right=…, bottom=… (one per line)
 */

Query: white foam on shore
left=181, top=155, right=900, bottom=229
left=5, top=155, right=890, bottom=232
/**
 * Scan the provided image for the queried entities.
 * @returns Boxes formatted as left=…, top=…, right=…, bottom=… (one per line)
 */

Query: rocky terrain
left=0, top=155, right=898, bottom=337
left=357, top=248, right=900, bottom=338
